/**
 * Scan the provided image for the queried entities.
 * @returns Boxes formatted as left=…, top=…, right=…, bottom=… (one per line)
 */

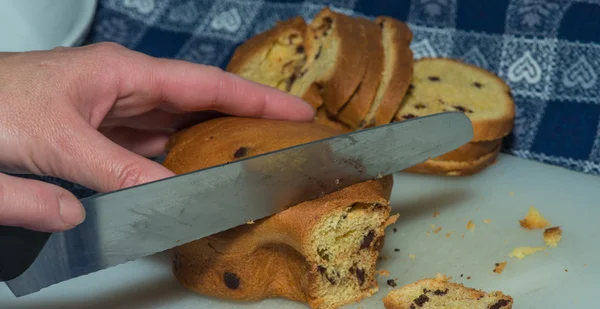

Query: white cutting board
left=2, top=154, right=599, bottom=308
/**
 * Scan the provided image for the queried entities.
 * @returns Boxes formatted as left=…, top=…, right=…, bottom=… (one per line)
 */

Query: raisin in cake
left=226, top=17, right=309, bottom=95
left=164, top=117, right=398, bottom=309
left=394, top=58, right=515, bottom=142
left=383, top=274, right=514, bottom=309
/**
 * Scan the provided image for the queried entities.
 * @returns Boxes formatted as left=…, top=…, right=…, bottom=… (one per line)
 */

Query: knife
left=0, top=112, right=473, bottom=297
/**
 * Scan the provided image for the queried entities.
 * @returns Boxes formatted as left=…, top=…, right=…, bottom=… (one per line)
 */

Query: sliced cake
left=383, top=274, right=514, bottom=309
left=394, top=58, right=515, bottom=142
left=226, top=17, right=309, bottom=94
left=289, top=7, right=368, bottom=113
left=336, top=17, right=385, bottom=129
left=164, top=117, right=398, bottom=309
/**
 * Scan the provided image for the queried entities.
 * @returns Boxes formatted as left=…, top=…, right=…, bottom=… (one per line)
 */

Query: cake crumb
left=460, top=274, right=463, bottom=277
left=393, top=228, right=397, bottom=233
left=483, top=219, right=491, bottom=224
left=408, top=253, right=416, bottom=260
left=461, top=234, right=465, bottom=238
left=377, top=269, right=390, bottom=277
left=509, top=192, right=515, bottom=197
left=433, top=226, right=442, bottom=234
left=378, top=255, right=389, bottom=261
left=543, top=226, right=562, bottom=247
left=508, top=246, right=546, bottom=260
left=430, top=224, right=436, bottom=229
left=426, top=232, right=431, bottom=236
left=445, top=231, right=453, bottom=238
left=433, top=211, right=440, bottom=217
left=246, top=220, right=255, bottom=225
left=493, top=261, right=507, bottom=274
left=565, top=269, right=568, bottom=272
left=466, top=276, right=471, bottom=280
left=466, top=220, right=475, bottom=232
left=519, top=206, right=550, bottom=229
left=394, top=248, right=400, bottom=252
left=504, top=239, right=509, bottom=244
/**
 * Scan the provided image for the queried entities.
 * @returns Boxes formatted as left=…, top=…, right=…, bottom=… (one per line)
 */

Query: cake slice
left=226, top=17, right=310, bottom=94
left=289, top=7, right=368, bottom=114
left=164, top=117, right=398, bottom=309
left=394, top=58, right=515, bottom=142
left=383, top=274, right=514, bottom=309
left=336, top=17, right=385, bottom=129
left=436, top=139, right=502, bottom=161
left=404, top=144, right=501, bottom=176
left=362, top=16, right=414, bottom=128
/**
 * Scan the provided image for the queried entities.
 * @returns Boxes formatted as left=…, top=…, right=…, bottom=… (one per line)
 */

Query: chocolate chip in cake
left=410, top=305, right=416, bottom=309
left=414, top=103, right=426, bottom=109
left=223, top=272, right=240, bottom=289
left=409, top=84, right=415, bottom=90
left=428, top=76, right=440, bottom=82
left=234, top=147, right=249, bottom=158
left=379, top=21, right=384, bottom=28
left=387, top=279, right=397, bottom=287
left=438, top=99, right=446, bottom=105
left=453, top=105, right=474, bottom=113
left=296, top=45, right=305, bottom=54
left=356, top=268, right=365, bottom=286
left=285, top=74, right=297, bottom=92
left=473, top=82, right=484, bottom=88
left=402, top=114, right=417, bottom=120
left=489, top=299, right=510, bottom=309
left=315, top=46, right=323, bottom=60
left=318, top=266, right=326, bottom=274
left=413, top=294, right=430, bottom=307
left=434, top=288, right=449, bottom=296
left=360, top=230, right=376, bottom=249
left=423, top=289, right=431, bottom=294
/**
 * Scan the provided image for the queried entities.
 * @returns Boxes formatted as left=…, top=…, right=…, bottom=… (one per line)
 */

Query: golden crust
left=404, top=144, right=501, bottom=176
left=372, top=16, right=414, bottom=127
left=336, top=17, right=385, bottom=128
left=436, top=139, right=502, bottom=161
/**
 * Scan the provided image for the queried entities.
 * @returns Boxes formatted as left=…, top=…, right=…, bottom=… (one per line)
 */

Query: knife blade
left=1, top=112, right=473, bottom=297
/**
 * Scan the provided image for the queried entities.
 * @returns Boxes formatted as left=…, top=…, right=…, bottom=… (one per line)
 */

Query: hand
left=0, top=42, right=315, bottom=233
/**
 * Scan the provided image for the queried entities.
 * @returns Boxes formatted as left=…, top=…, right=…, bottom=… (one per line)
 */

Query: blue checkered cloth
left=35, top=0, right=600, bottom=198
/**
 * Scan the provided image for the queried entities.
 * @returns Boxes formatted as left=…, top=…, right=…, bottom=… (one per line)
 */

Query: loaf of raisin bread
left=289, top=7, right=368, bottom=113
left=336, top=17, right=384, bottom=128
left=383, top=274, right=514, bottom=309
left=226, top=17, right=310, bottom=95
left=394, top=58, right=515, bottom=142
left=163, top=117, right=398, bottom=309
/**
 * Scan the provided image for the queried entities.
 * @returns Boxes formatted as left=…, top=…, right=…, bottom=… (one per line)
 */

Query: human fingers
left=0, top=172, right=85, bottom=232
left=100, top=127, right=171, bottom=158
left=99, top=109, right=218, bottom=132
left=94, top=48, right=315, bottom=121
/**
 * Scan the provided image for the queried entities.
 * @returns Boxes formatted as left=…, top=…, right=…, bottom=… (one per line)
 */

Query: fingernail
left=59, top=195, right=86, bottom=227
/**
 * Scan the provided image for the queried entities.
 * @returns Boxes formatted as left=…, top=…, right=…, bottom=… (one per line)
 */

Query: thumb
left=55, top=126, right=175, bottom=193
left=0, top=172, right=85, bottom=232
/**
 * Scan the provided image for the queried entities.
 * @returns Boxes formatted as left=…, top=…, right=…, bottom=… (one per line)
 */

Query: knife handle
left=0, top=226, right=51, bottom=281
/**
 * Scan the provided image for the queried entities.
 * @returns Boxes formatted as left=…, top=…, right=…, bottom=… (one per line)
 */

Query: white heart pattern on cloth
left=411, top=39, right=437, bottom=59
left=123, top=0, right=156, bottom=15
left=562, top=55, right=597, bottom=90
left=508, top=51, right=542, bottom=84
left=210, top=8, right=242, bottom=32
left=462, top=46, right=489, bottom=69
left=168, top=0, right=199, bottom=24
